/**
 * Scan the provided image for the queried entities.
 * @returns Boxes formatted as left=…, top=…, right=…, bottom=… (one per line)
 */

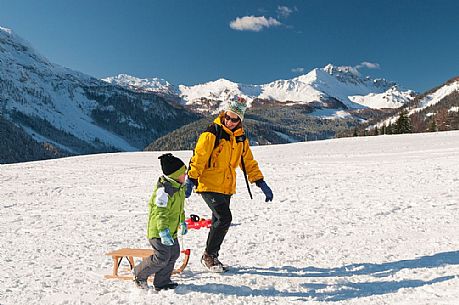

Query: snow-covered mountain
left=374, top=77, right=459, bottom=129
left=105, top=64, right=415, bottom=115
left=0, top=26, right=197, bottom=157
left=102, top=74, right=179, bottom=96
left=411, top=78, right=459, bottom=113
left=257, top=64, right=411, bottom=109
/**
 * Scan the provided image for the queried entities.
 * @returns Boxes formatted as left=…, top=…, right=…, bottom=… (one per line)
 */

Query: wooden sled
left=104, top=248, right=191, bottom=280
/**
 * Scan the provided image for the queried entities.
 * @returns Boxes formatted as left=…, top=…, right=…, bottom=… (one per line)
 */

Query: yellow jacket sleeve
left=188, top=131, right=215, bottom=180
left=240, top=140, right=264, bottom=183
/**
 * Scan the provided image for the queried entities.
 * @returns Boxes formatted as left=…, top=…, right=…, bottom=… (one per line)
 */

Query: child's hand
left=180, top=221, right=188, bottom=235
left=159, top=228, right=174, bottom=246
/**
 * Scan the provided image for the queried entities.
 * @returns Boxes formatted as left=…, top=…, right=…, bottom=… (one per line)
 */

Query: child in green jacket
left=133, top=153, right=188, bottom=290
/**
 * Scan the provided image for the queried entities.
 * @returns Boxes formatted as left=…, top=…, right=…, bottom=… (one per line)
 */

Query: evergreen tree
left=381, top=124, right=386, bottom=135
left=373, top=126, right=379, bottom=136
left=395, top=110, right=412, bottom=134
left=386, top=122, right=393, bottom=135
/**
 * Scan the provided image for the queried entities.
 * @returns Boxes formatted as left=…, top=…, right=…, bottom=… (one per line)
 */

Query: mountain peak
left=0, top=26, right=34, bottom=51
left=204, top=78, right=237, bottom=86
left=320, top=63, right=398, bottom=91
left=323, top=64, right=360, bottom=77
left=105, top=64, right=413, bottom=113
left=103, top=74, right=171, bottom=86
left=0, top=25, right=53, bottom=69
left=102, top=74, right=177, bottom=94
left=0, top=26, right=13, bottom=35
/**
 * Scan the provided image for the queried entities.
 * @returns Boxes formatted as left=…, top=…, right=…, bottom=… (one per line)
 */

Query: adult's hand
left=256, top=180, right=273, bottom=202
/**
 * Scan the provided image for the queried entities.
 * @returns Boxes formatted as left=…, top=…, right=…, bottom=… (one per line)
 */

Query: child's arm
left=154, top=187, right=170, bottom=232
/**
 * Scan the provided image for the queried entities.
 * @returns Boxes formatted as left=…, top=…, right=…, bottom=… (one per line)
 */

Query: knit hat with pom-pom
left=226, top=96, right=247, bottom=121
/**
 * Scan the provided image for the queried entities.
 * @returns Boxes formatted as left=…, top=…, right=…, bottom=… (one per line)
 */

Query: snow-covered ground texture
left=1, top=131, right=459, bottom=305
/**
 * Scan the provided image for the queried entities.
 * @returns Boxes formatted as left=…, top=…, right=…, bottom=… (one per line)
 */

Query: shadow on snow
left=235, top=250, right=459, bottom=278
left=176, top=250, right=458, bottom=302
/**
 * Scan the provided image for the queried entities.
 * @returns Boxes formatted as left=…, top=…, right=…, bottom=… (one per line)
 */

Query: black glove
left=256, top=180, right=273, bottom=202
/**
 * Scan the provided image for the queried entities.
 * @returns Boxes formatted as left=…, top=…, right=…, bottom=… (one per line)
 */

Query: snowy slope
left=106, top=64, right=414, bottom=114
left=0, top=26, right=196, bottom=155
left=377, top=79, right=459, bottom=127
left=1, top=131, right=459, bottom=305
left=414, top=80, right=459, bottom=111
left=349, top=86, right=413, bottom=109
left=0, top=27, right=136, bottom=152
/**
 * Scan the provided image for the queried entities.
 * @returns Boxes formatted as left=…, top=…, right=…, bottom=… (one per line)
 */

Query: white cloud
left=337, top=66, right=361, bottom=76
left=291, top=67, right=304, bottom=73
left=333, top=62, right=380, bottom=76
left=230, top=16, right=282, bottom=32
left=277, top=6, right=293, bottom=18
left=356, top=62, right=380, bottom=70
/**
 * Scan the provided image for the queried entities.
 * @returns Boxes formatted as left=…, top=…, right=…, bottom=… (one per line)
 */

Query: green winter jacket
left=147, top=175, right=186, bottom=239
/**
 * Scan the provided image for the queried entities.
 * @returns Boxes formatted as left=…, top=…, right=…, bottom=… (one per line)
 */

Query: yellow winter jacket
left=188, top=113, right=264, bottom=195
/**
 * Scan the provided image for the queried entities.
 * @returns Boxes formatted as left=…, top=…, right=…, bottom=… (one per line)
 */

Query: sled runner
left=104, top=248, right=191, bottom=280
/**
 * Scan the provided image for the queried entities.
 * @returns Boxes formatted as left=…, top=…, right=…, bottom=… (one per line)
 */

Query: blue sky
left=1, top=0, right=458, bottom=92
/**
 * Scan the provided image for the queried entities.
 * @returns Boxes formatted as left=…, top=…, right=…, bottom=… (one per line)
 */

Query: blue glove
left=185, top=177, right=197, bottom=198
left=159, top=228, right=174, bottom=246
left=256, top=180, right=273, bottom=202
left=180, top=221, right=188, bottom=235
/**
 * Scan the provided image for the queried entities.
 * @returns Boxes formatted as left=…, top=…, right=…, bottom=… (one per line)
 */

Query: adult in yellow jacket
left=185, top=96, right=273, bottom=272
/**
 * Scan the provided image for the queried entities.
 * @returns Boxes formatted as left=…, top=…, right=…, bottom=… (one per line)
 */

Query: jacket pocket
left=200, top=167, right=225, bottom=190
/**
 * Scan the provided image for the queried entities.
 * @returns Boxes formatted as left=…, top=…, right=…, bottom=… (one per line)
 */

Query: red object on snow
left=185, top=215, right=212, bottom=230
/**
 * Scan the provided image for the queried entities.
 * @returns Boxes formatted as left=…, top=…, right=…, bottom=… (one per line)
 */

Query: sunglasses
left=224, top=114, right=240, bottom=123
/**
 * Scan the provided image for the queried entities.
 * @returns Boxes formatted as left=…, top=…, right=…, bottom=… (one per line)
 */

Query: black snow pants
left=201, top=192, right=232, bottom=257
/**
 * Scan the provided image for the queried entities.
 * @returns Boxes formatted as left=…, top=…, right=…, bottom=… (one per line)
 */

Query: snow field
left=1, top=131, right=459, bottom=304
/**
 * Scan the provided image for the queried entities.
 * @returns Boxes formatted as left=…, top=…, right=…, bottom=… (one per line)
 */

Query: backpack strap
left=235, top=134, right=253, bottom=199
left=187, top=123, right=228, bottom=175
left=205, top=123, right=230, bottom=168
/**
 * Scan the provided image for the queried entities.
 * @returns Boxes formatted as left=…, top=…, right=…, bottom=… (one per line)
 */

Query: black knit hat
left=158, top=153, right=185, bottom=176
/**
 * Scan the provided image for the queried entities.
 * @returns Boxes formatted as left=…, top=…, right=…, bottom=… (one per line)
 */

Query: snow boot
left=133, top=277, right=149, bottom=290
left=201, top=252, right=228, bottom=273
left=154, top=281, right=179, bottom=291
